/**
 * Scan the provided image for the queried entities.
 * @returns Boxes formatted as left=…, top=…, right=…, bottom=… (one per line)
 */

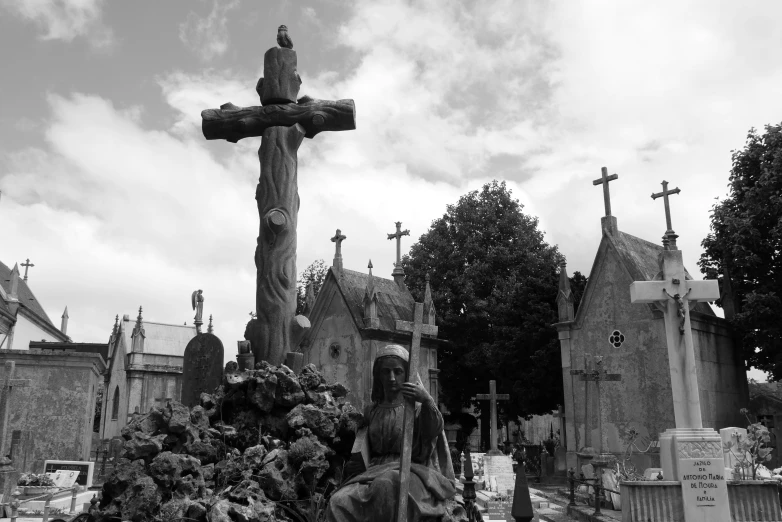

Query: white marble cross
left=629, top=251, right=719, bottom=429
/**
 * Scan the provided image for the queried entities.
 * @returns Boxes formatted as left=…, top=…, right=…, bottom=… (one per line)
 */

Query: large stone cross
left=629, top=210, right=719, bottom=429
left=475, top=380, right=510, bottom=456
left=330, top=229, right=346, bottom=271
left=200, top=26, right=356, bottom=365
left=592, top=167, right=619, bottom=217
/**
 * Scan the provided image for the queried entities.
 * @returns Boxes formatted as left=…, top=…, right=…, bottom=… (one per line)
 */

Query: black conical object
left=511, top=466, right=534, bottom=521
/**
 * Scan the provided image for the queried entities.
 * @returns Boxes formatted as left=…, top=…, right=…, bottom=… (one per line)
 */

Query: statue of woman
left=325, top=344, right=456, bottom=522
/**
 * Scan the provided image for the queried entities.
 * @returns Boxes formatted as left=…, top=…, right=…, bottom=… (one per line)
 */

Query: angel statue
left=191, top=289, right=204, bottom=333
left=325, top=344, right=456, bottom=522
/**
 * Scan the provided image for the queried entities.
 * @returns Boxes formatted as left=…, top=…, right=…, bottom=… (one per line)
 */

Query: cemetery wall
left=518, top=411, right=557, bottom=444
left=0, top=350, right=105, bottom=473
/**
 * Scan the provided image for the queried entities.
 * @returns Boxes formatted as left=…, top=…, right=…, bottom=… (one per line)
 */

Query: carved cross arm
left=201, top=96, right=356, bottom=142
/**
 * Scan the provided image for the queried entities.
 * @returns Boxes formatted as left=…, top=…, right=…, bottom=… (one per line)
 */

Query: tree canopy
left=296, top=259, right=329, bottom=315
left=401, top=180, right=564, bottom=426
left=699, top=123, right=782, bottom=379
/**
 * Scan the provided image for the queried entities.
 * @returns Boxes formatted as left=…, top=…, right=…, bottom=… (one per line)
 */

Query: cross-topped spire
left=651, top=180, right=681, bottom=250
left=20, top=259, right=34, bottom=282
left=330, top=229, right=346, bottom=272
left=387, top=221, right=410, bottom=287
left=592, top=167, right=619, bottom=217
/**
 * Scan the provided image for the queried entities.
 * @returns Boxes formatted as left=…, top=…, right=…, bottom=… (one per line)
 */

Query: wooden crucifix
left=474, top=380, right=510, bottom=456
left=570, top=356, right=621, bottom=456
left=330, top=229, right=346, bottom=272
left=201, top=26, right=356, bottom=365
left=394, top=302, right=438, bottom=522
left=592, top=167, right=618, bottom=217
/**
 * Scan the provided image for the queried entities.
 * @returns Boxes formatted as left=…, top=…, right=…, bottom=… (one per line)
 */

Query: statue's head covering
left=375, top=344, right=409, bottom=362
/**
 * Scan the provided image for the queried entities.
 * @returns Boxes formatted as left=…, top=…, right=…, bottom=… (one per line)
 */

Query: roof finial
left=423, top=272, right=436, bottom=327
left=387, top=222, right=410, bottom=289
left=9, top=263, right=19, bottom=299
left=21, top=258, right=34, bottom=282
left=112, top=314, right=119, bottom=336
left=363, top=259, right=379, bottom=328
left=60, top=306, right=69, bottom=335
left=557, top=259, right=574, bottom=322
left=331, top=229, right=346, bottom=272
left=136, top=306, right=143, bottom=325
left=207, top=314, right=214, bottom=334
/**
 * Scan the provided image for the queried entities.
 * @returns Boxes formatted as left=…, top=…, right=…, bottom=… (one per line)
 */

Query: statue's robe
left=325, top=399, right=456, bottom=522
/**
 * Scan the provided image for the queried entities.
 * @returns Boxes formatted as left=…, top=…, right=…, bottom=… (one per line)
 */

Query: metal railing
left=567, top=469, right=620, bottom=517
left=2, top=485, right=80, bottom=522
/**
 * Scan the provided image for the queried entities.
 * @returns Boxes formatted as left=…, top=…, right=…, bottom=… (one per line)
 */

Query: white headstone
left=483, top=454, right=515, bottom=496
left=720, top=426, right=750, bottom=478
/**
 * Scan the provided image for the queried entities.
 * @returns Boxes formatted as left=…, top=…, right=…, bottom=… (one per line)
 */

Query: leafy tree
left=401, top=180, right=564, bottom=445
left=570, top=270, right=588, bottom=316
left=699, top=124, right=782, bottom=379
left=296, top=259, right=329, bottom=315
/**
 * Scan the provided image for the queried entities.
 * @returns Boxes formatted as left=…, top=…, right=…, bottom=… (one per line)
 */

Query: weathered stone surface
left=185, top=440, right=219, bottom=465
left=164, top=401, right=191, bottom=434
left=121, top=408, right=166, bottom=439
left=274, top=367, right=305, bottom=407
left=181, top=333, right=225, bottom=408
left=250, top=373, right=277, bottom=412
left=256, top=449, right=297, bottom=501
left=338, top=403, right=364, bottom=436
left=287, top=404, right=337, bottom=440
left=260, top=47, right=301, bottom=105
left=148, top=452, right=204, bottom=497
left=123, top=432, right=165, bottom=461
left=208, top=498, right=276, bottom=522
left=299, top=363, right=324, bottom=390
left=190, top=405, right=211, bottom=431
left=288, top=434, right=331, bottom=484
left=101, top=474, right=162, bottom=522
left=243, top=445, right=268, bottom=469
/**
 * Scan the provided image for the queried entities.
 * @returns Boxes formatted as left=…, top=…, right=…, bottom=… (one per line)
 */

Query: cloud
left=179, top=0, right=240, bottom=61
left=1, top=0, right=113, bottom=47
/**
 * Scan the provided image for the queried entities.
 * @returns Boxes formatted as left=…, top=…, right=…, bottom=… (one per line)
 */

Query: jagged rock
left=227, top=479, right=267, bottom=505
left=208, top=498, right=276, bottom=522
left=123, top=432, right=166, bottom=461
left=148, top=452, right=204, bottom=497
left=101, top=474, right=162, bottom=522
left=305, top=389, right=337, bottom=408
left=287, top=404, right=337, bottom=440
left=185, top=440, right=219, bottom=465
left=159, top=498, right=188, bottom=521
left=164, top=401, right=191, bottom=434
left=255, top=449, right=298, bottom=501
left=243, top=445, right=268, bottom=469
left=201, top=463, right=215, bottom=482
left=338, top=403, right=364, bottom=435
left=225, top=369, right=251, bottom=389
left=273, top=368, right=305, bottom=407
left=250, top=373, right=277, bottom=412
left=298, top=364, right=324, bottom=390
left=121, top=408, right=166, bottom=439
left=259, top=411, right=289, bottom=440
left=328, top=382, right=349, bottom=398
left=200, top=392, right=216, bottom=410
left=288, top=434, right=331, bottom=485
left=190, top=405, right=211, bottom=431
left=186, top=501, right=208, bottom=522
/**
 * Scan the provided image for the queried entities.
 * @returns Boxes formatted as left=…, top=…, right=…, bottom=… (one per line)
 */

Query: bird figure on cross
left=277, top=25, right=293, bottom=49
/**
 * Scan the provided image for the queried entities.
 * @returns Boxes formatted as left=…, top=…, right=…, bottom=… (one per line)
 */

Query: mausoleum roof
left=608, top=230, right=715, bottom=316
left=0, top=259, right=57, bottom=327
left=333, top=268, right=415, bottom=331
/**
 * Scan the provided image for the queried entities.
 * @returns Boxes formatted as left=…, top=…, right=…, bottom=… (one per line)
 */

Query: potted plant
left=724, top=408, right=774, bottom=480
left=17, top=473, right=57, bottom=495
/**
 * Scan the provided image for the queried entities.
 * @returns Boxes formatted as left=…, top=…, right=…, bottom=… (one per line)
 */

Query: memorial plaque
left=46, top=470, right=79, bottom=488
left=43, top=460, right=93, bottom=487
left=486, top=500, right=513, bottom=521
left=182, top=332, right=225, bottom=408
left=679, top=457, right=730, bottom=521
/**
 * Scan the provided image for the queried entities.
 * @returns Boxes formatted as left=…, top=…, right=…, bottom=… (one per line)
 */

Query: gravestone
left=46, top=469, right=79, bottom=489
left=181, top=333, right=224, bottom=408
left=719, top=427, right=750, bottom=479
left=483, top=454, right=515, bottom=496
left=43, top=460, right=93, bottom=487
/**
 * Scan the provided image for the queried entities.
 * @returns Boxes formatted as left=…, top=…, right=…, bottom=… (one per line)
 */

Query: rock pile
left=92, top=362, right=363, bottom=522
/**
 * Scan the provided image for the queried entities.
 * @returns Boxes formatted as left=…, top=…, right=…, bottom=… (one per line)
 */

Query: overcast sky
left=1, top=0, right=779, bottom=381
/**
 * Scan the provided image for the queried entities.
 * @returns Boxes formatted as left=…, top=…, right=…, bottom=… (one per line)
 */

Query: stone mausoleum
left=299, top=228, right=444, bottom=412
left=99, top=309, right=196, bottom=439
left=554, top=178, right=748, bottom=472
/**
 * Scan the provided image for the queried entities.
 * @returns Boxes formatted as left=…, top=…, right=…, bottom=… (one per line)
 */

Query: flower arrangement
left=16, top=473, right=55, bottom=487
